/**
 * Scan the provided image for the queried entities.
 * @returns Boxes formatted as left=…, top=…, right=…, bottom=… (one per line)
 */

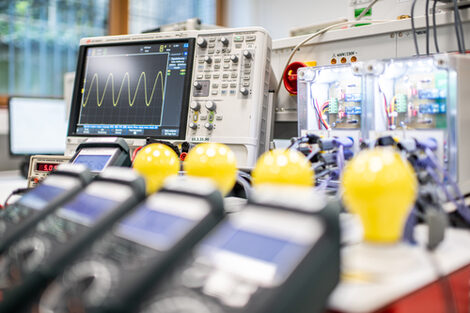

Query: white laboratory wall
left=226, top=0, right=427, bottom=39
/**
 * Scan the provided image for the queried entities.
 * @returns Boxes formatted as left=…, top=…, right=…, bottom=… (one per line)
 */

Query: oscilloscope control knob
left=190, top=101, right=201, bottom=111
left=197, top=37, right=207, bottom=48
left=204, top=123, right=213, bottom=130
left=220, top=37, right=229, bottom=46
left=204, top=56, right=212, bottom=64
left=230, top=55, right=238, bottom=63
left=240, top=87, right=249, bottom=96
left=205, top=101, right=216, bottom=111
left=243, top=50, right=252, bottom=59
left=189, top=122, right=197, bottom=130
left=193, top=82, right=202, bottom=90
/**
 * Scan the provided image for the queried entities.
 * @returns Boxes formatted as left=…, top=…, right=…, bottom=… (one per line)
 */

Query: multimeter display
left=73, top=154, right=112, bottom=172
left=57, top=193, right=118, bottom=226
left=36, top=162, right=60, bottom=172
left=115, top=206, right=195, bottom=250
left=16, top=184, right=66, bottom=211
left=202, top=223, right=308, bottom=270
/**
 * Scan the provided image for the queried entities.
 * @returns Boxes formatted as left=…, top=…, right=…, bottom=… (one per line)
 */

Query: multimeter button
left=181, top=265, right=211, bottom=288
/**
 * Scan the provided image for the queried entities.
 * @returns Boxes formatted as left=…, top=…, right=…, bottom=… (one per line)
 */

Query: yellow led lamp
left=184, top=143, right=237, bottom=196
left=341, top=147, right=418, bottom=243
left=252, top=149, right=314, bottom=188
left=133, top=143, right=180, bottom=195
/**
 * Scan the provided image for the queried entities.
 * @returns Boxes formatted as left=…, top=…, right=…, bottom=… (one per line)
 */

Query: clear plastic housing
left=375, top=57, right=448, bottom=131
left=297, top=64, right=364, bottom=136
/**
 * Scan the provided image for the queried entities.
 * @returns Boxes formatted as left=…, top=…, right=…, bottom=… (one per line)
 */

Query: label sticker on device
left=190, top=137, right=210, bottom=143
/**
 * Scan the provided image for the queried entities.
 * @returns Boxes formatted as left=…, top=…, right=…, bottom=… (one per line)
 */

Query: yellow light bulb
left=133, top=143, right=180, bottom=194
left=341, top=147, right=418, bottom=243
left=252, top=149, right=314, bottom=187
left=184, top=143, right=237, bottom=196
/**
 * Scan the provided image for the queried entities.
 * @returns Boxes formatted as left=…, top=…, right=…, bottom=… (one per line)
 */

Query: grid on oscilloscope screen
left=73, top=39, right=193, bottom=139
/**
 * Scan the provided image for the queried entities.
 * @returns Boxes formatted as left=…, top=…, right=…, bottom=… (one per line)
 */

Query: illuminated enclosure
left=374, top=56, right=448, bottom=131
left=297, top=54, right=470, bottom=193
left=297, top=64, right=364, bottom=134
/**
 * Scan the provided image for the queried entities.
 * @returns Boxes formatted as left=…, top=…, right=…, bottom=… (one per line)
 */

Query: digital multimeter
left=135, top=187, right=340, bottom=313
left=0, top=164, right=92, bottom=256
left=70, top=137, right=132, bottom=173
left=0, top=167, right=146, bottom=313
left=37, top=176, right=225, bottom=313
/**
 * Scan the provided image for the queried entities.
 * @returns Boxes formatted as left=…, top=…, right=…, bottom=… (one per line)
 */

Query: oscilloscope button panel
left=186, top=29, right=272, bottom=168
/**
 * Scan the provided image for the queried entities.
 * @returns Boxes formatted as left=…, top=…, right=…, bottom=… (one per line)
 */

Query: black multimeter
left=70, top=137, right=131, bottom=173
left=133, top=186, right=340, bottom=313
left=0, top=167, right=146, bottom=313
left=37, top=176, right=225, bottom=313
left=0, top=164, right=93, bottom=256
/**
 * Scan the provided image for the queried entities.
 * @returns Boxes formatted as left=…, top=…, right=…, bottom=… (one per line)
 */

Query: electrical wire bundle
left=289, top=134, right=354, bottom=191
left=373, top=136, right=470, bottom=237
left=385, top=135, right=463, bottom=313
left=385, top=95, right=397, bottom=129
left=312, top=96, right=330, bottom=130
left=412, top=0, right=466, bottom=55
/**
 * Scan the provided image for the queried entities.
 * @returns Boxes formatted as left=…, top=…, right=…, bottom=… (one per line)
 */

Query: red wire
left=383, top=93, right=391, bottom=127
left=131, top=146, right=144, bottom=163
left=315, top=99, right=329, bottom=130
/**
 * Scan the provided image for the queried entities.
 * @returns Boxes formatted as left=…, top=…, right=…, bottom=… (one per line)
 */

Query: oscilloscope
left=65, top=27, right=274, bottom=169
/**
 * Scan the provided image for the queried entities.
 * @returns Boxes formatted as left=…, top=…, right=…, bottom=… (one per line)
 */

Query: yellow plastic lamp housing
left=184, top=143, right=237, bottom=196
left=341, top=147, right=418, bottom=243
left=133, top=143, right=180, bottom=194
left=252, top=149, right=314, bottom=188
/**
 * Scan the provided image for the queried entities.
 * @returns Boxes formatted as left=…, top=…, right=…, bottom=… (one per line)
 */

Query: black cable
left=433, top=0, right=440, bottom=53
left=426, top=0, right=431, bottom=55
left=412, top=0, right=420, bottom=56
left=427, top=251, right=458, bottom=313
left=456, top=1, right=466, bottom=53
left=453, top=0, right=464, bottom=53
left=3, top=187, right=31, bottom=208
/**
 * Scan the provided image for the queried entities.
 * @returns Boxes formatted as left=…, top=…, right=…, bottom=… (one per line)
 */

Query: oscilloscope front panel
left=66, top=27, right=273, bottom=169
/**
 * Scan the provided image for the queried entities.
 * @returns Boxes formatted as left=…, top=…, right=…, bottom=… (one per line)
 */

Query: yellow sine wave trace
left=82, top=71, right=166, bottom=107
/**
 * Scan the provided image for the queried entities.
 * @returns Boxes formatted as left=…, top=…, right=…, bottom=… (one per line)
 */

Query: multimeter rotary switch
left=240, top=87, right=249, bottom=96
left=190, top=101, right=201, bottom=111
left=243, top=50, right=252, bottom=59
left=11, top=236, right=49, bottom=272
left=230, top=55, right=238, bottom=63
left=204, top=123, right=213, bottom=130
left=204, top=56, right=212, bottom=64
left=205, top=101, right=216, bottom=111
left=196, top=37, right=207, bottom=48
left=193, top=82, right=202, bottom=90
left=189, top=123, right=198, bottom=130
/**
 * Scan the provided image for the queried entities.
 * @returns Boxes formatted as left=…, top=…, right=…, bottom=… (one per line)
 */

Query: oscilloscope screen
left=68, top=39, right=195, bottom=139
